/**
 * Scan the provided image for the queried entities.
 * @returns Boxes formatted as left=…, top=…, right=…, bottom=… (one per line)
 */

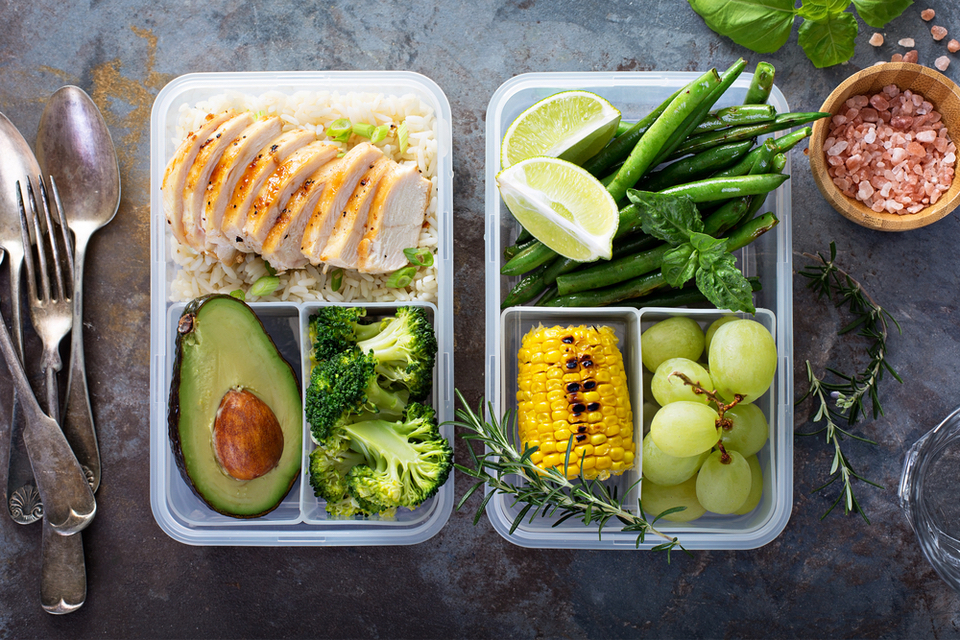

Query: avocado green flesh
left=174, top=296, right=302, bottom=518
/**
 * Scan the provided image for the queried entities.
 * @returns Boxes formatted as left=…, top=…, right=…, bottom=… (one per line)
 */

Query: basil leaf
left=852, top=0, right=912, bottom=28
left=798, top=12, right=858, bottom=68
left=626, top=189, right=702, bottom=247
left=690, top=232, right=726, bottom=270
left=687, top=0, right=796, bottom=54
left=797, top=0, right=850, bottom=22
left=662, top=243, right=699, bottom=288
left=696, top=254, right=757, bottom=313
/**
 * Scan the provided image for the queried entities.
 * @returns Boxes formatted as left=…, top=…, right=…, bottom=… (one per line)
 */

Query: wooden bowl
left=810, top=62, right=960, bottom=231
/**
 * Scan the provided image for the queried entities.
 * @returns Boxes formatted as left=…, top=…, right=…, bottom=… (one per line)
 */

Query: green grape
left=720, top=403, right=769, bottom=457
left=650, top=401, right=720, bottom=458
left=642, top=433, right=710, bottom=486
left=708, top=319, right=777, bottom=403
left=696, top=449, right=751, bottom=514
left=642, top=475, right=706, bottom=522
left=651, top=357, right=714, bottom=406
left=734, top=454, right=764, bottom=515
left=705, top=315, right=738, bottom=353
left=641, top=316, right=705, bottom=373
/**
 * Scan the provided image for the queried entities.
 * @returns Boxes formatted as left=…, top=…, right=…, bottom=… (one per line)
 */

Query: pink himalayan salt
left=899, top=37, right=916, bottom=47
left=949, top=39, right=960, bottom=53
left=825, top=84, right=956, bottom=215
left=922, top=9, right=935, bottom=21
left=870, top=33, right=884, bottom=46
left=932, top=25, right=948, bottom=41
left=936, top=56, right=951, bottom=71
left=891, top=53, right=904, bottom=62
left=904, top=50, right=919, bottom=63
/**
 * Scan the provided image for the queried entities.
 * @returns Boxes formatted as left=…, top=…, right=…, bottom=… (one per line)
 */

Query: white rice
left=168, top=90, right=439, bottom=304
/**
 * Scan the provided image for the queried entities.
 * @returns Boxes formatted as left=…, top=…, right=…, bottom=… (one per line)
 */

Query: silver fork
left=18, top=176, right=73, bottom=424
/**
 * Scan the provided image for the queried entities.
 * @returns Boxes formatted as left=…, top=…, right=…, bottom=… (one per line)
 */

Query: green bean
left=702, top=197, right=753, bottom=237
left=620, top=277, right=761, bottom=308
left=725, top=212, right=779, bottom=252
left=515, top=227, right=533, bottom=244
left=774, top=126, right=812, bottom=153
left=612, top=233, right=660, bottom=259
left=657, top=173, right=788, bottom=203
left=745, top=62, right=776, bottom=105
left=503, top=235, right=538, bottom=260
left=556, top=245, right=670, bottom=296
left=606, top=68, right=722, bottom=202
left=616, top=121, right=634, bottom=136
left=670, top=112, right=829, bottom=159
left=641, top=139, right=755, bottom=192
left=537, top=287, right=559, bottom=306
left=500, top=240, right=558, bottom=276
left=543, top=273, right=666, bottom=307
left=710, top=127, right=810, bottom=179
left=645, top=58, right=748, bottom=171
left=692, top=104, right=776, bottom=134
left=501, top=264, right=549, bottom=309
left=582, top=89, right=682, bottom=176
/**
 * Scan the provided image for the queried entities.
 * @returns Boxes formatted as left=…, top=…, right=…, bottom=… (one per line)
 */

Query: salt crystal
left=949, top=39, right=960, bottom=53
left=899, top=37, right=916, bottom=47
left=904, top=50, right=920, bottom=64
left=891, top=53, right=904, bottom=63
left=870, top=94, right=890, bottom=111
left=922, top=9, right=935, bottom=21
left=932, top=26, right=948, bottom=41
left=935, top=56, right=951, bottom=71
left=870, top=33, right=884, bottom=46
left=827, top=140, right=849, bottom=156
left=917, top=130, right=937, bottom=143
left=864, top=128, right=877, bottom=144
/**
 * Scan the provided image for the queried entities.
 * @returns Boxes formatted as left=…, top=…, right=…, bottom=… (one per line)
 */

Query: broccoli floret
left=341, top=402, right=452, bottom=510
left=306, top=403, right=452, bottom=517
left=305, top=347, right=409, bottom=442
left=309, top=306, right=382, bottom=361
left=354, top=306, right=437, bottom=401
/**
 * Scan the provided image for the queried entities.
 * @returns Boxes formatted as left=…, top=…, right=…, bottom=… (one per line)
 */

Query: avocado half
left=168, top=294, right=302, bottom=518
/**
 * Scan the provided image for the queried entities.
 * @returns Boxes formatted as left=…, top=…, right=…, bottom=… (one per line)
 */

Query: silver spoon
left=35, top=85, right=120, bottom=493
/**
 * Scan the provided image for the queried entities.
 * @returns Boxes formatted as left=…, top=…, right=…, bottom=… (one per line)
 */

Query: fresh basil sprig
left=627, top=189, right=756, bottom=314
left=687, top=0, right=913, bottom=68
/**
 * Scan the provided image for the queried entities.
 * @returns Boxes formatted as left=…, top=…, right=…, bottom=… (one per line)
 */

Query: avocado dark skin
left=168, top=294, right=302, bottom=518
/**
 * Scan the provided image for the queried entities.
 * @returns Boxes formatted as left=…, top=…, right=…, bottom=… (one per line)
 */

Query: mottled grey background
left=2, top=0, right=960, bottom=637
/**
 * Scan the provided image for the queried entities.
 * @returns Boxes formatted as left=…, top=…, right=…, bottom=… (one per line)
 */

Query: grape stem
left=670, top=372, right=745, bottom=464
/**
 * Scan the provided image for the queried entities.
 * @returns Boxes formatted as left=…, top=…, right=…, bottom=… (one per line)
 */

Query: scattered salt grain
left=935, top=55, right=951, bottom=71
left=949, top=39, right=960, bottom=53
left=904, top=50, right=919, bottom=64
left=922, top=9, right=935, bottom=21
left=899, top=37, right=916, bottom=47
left=891, top=53, right=904, bottom=62
left=932, top=25, right=948, bottom=41
left=870, top=33, right=884, bottom=47
left=824, top=85, right=956, bottom=215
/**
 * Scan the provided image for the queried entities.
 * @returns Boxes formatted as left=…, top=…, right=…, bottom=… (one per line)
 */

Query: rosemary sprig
left=796, top=242, right=901, bottom=521
left=452, top=391, right=686, bottom=558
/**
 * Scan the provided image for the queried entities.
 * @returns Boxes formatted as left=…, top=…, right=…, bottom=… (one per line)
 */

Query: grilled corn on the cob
left=516, top=324, right=635, bottom=480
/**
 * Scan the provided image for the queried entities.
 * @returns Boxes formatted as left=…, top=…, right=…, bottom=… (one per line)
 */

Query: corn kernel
left=595, top=457, right=612, bottom=470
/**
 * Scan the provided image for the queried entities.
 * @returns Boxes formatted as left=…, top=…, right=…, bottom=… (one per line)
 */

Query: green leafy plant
left=687, top=0, right=913, bottom=68
left=796, top=243, right=902, bottom=521
left=627, top=189, right=755, bottom=313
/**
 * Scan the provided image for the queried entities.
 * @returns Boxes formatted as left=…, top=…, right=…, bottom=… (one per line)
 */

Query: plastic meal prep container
left=484, top=72, right=794, bottom=550
left=149, top=71, right=453, bottom=546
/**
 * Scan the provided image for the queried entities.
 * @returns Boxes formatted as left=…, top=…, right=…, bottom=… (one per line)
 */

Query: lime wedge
left=497, top=157, right=618, bottom=262
left=501, top=90, right=621, bottom=169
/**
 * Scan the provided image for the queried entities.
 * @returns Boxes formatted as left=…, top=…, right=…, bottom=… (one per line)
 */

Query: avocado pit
left=213, top=387, right=285, bottom=481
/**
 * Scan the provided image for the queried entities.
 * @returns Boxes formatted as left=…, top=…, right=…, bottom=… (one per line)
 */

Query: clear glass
left=900, top=406, right=960, bottom=591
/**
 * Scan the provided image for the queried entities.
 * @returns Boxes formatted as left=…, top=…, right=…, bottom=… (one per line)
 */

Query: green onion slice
left=403, top=247, right=434, bottom=268
left=385, top=266, right=417, bottom=289
left=250, top=275, right=280, bottom=297
left=330, top=268, right=344, bottom=292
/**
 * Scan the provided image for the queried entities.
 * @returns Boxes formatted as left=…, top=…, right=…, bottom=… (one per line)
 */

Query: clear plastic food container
left=149, top=71, right=453, bottom=546
left=484, top=72, right=794, bottom=550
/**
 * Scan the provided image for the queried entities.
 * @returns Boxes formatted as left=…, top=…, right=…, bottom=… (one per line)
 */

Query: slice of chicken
left=201, top=116, right=283, bottom=262
left=161, top=110, right=236, bottom=247
left=260, top=157, right=343, bottom=272
left=240, top=140, right=339, bottom=254
left=181, top=112, right=255, bottom=251
left=221, top=129, right=317, bottom=253
left=301, top=142, right=384, bottom=264
left=319, top=156, right=394, bottom=269
left=357, top=163, right=432, bottom=274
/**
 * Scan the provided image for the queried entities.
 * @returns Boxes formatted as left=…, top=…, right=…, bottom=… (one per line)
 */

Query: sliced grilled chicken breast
left=221, top=129, right=317, bottom=253
left=319, top=156, right=394, bottom=269
left=240, top=140, right=339, bottom=254
left=161, top=110, right=236, bottom=247
left=181, top=112, right=255, bottom=251
left=301, top=142, right=384, bottom=264
left=260, top=157, right=343, bottom=272
left=201, top=116, right=284, bottom=262
left=357, top=163, right=431, bottom=274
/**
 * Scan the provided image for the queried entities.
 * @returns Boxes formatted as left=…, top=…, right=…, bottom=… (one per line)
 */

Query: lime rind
left=501, top=90, right=621, bottom=169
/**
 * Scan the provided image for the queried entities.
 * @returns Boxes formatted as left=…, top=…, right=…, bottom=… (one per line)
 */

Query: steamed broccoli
left=307, top=403, right=452, bottom=517
left=309, top=305, right=437, bottom=401
left=305, top=347, right=409, bottom=442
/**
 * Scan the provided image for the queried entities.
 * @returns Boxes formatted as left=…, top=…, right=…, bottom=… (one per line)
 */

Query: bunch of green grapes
left=639, top=315, right=776, bottom=522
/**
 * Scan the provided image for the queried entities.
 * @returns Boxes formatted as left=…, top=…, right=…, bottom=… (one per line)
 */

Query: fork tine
left=35, top=176, right=68, bottom=301
left=15, top=181, right=39, bottom=306
left=24, top=178, right=51, bottom=304
left=47, top=176, right=74, bottom=281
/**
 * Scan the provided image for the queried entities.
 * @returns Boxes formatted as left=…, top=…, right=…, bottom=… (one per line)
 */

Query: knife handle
left=63, top=316, right=100, bottom=492
left=40, top=519, right=85, bottom=614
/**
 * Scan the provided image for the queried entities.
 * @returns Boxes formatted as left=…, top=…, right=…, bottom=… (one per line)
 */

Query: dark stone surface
left=2, top=1, right=960, bottom=637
